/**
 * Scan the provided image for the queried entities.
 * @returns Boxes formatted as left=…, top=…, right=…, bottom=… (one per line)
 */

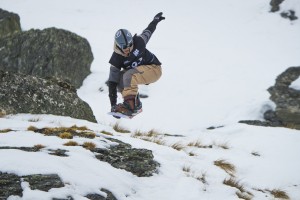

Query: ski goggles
left=118, top=42, right=133, bottom=50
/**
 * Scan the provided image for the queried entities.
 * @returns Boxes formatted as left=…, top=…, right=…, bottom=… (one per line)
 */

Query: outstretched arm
left=140, top=12, right=165, bottom=45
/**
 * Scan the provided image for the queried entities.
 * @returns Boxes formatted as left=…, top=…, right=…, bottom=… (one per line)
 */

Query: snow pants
left=118, top=64, right=162, bottom=97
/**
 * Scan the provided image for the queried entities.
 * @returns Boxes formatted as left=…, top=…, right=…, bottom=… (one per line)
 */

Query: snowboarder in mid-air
left=108, top=12, right=165, bottom=118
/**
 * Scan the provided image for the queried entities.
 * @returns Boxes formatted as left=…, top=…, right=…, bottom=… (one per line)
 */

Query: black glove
left=153, top=12, right=165, bottom=23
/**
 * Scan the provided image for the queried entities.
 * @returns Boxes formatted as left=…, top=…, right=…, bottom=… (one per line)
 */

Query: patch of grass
left=214, top=159, right=236, bottom=175
left=27, top=126, right=38, bottom=131
left=28, top=118, right=40, bottom=122
left=236, top=191, right=253, bottom=200
left=63, top=141, right=79, bottom=146
left=223, top=177, right=245, bottom=193
left=269, top=189, right=290, bottom=199
left=183, top=166, right=191, bottom=173
left=196, top=172, right=208, bottom=185
left=171, top=142, right=185, bottom=151
left=0, top=129, right=13, bottom=133
left=82, top=142, right=96, bottom=150
left=70, top=125, right=89, bottom=131
left=187, top=151, right=197, bottom=157
left=131, top=129, right=165, bottom=145
left=112, top=122, right=130, bottom=133
left=100, top=130, right=113, bottom=136
left=34, top=144, right=46, bottom=150
left=59, top=132, right=73, bottom=139
left=0, top=109, right=6, bottom=118
left=187, top=140, right=212, bottom=149
left=145, top=129, right=159, bottom=137
left=215, top=142, right=230, bottom=150
left=82, top=131, right=96, bottom=139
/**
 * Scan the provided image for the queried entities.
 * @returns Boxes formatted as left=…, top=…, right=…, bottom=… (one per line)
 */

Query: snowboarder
left=108, top=12, right=165, bottom=118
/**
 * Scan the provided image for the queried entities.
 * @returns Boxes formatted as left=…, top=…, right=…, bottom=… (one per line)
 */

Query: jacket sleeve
left=108, top=65, right=121, bottom=106
left=139, top=20, right=159, bottom=45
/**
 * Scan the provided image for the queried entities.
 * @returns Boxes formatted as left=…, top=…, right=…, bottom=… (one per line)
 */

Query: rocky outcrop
left=269, top=0, right=298, bottom=21
left=268, top=66, right=300, bottom=129
left=0, top=8, right=21, bottom=38
left=94, top=138, right=159, bottom=177
left=0, top=70, right=96, bottom=122
left=0, top=27, right=93, bottom=88
left=0, top=172, right=117, bottom=200
left=240, top=66, right=300, bottom=130
left=270, top=0, right=285, bottom=12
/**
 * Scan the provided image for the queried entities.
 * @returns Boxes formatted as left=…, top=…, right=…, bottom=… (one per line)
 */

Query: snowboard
left=108, top=109, right=142, bottom=119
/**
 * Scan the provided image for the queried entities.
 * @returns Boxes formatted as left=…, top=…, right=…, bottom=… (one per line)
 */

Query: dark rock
left=23, top=174, right=64, bottom=192
left=0, top=8, right=21, bottom=39
left=0, top=146, right=41, bottom=152
left=0, top=70, right=96, bottom=122
left=267, top=66, right=300, bottom=129
left=95, top=138, right=159, bottom=177
left=270, top=0, right=285, bottom=12
left=85, top=194, right=106, bottom=200
left=0, top=27, right=93, bottom=88
left=281, top=10, right=298, bottom=21
left=239, top=120, right=283, bottom=127
left=52, top=197, right=74, bottom=200
left=48, top=149, right=69, bottom=157
left=0, top=172, right=22, bottom=199
left=85, top=189, right=118, bottom=200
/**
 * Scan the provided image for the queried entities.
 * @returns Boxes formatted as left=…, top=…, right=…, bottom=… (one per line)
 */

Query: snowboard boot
left=115, top=94, right=142, bottom=116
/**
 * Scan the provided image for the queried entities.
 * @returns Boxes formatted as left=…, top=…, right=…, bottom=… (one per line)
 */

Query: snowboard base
left=108, top=109, right=142, bottom=119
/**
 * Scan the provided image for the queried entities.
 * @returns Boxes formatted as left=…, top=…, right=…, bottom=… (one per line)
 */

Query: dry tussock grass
left=112, top=122, right=130, bottom=133
left=0, top=129, right=13, bottom=133
left=214, top=159, right=236, bottom=175
left=64, top=141, right=79, bottom=146
left=82, top=142, right=96, bottom=150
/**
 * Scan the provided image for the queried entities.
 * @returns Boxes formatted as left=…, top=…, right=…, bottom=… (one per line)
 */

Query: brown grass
left=0, top=129, right=13, bottom=133
left=63, top=141, right=79, bottom=146
left=27, top=126, right=38, bottom=131
left=34, top=144, right=46, bottom=150
left=269, top=189, right=290, bottom=199
left=171, top=142, right=185, bottom=151
left=112, top=122, right=130, bottom=133
left=82, top=142, right=96, bottom=150
left=100, top=130, right=113, bottom=136
left=59, top=132, right=73, bottom=139
left=223, top=177, right=245, bottom=193
left=214, top=159, right=236, bottom=175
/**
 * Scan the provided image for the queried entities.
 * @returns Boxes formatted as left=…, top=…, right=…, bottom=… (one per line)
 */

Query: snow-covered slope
left=1, top=0, right=300, bottom=199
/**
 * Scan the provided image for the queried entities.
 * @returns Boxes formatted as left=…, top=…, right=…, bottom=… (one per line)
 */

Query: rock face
left=270, top=0, right=285, bottom=12
left=0, top=8, right=21, bottom=38
left=0, top=70, right=96, bottom=122
left=268, top=66, right=300, bottom=129
left=0, top=27, right=93, bottom=88
left=0, top=172, right=118, bottom=200
left=269, top=0, right=298, bottom=21
left=95, top=138, right=159, bottom=177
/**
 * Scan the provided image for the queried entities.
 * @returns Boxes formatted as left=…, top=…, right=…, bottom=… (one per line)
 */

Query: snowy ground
left=1, top=0, right=300, bottom=199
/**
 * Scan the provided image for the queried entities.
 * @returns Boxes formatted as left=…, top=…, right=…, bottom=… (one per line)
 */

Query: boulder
left=0, top=8, right=21, bottom=38
left=270, top=0, right=284, bottom=12
left=268, top=66, right=300, bottom=129
left=0, top=27, right=93, bottom=88
left=0, top=70, right=96, bottom=122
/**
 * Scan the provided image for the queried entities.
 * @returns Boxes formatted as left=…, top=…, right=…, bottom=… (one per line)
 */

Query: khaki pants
left=119, top=65, right=162, bottom=97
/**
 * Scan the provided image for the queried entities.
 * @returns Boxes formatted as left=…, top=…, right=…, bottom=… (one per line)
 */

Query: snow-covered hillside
left=1, top=0, right=300, bottom=199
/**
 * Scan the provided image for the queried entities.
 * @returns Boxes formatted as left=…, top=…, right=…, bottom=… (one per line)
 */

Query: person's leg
left=115, top=65, right=162, bottom=115
left=122, top=65, right=162, bottom=97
